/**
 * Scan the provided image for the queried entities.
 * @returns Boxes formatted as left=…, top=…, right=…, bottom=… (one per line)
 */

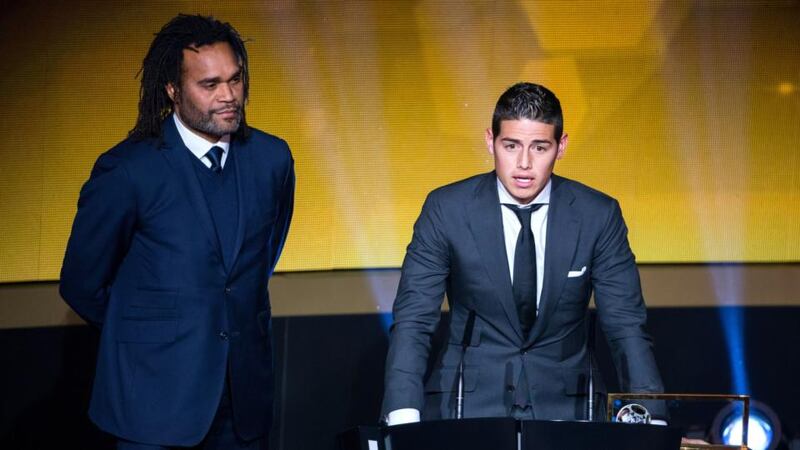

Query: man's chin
left=213, top=119, right=241, bottom=135
left=509, top=188, right=537, bottom=205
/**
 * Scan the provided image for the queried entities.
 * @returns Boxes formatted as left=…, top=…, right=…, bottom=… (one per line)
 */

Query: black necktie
left=504, top=203, right=544, bottom=337
left=206, top=146, right=224, bottom=173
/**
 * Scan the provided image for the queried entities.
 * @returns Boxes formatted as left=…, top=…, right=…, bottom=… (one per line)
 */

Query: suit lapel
left=527, top=175, right=580, bottom=345
left=159, top=119, right=226, bottom=275
left=467, top=172, right=523, bottom=343
left=226, top=139, right=249, bottom=274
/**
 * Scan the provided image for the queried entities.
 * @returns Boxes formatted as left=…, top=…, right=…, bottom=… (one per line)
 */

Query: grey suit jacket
left=382, top=172, right=663, bottom=421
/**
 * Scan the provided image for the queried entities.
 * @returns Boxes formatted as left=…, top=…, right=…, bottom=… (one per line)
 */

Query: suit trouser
left=117, top=374, right=268, bottom=450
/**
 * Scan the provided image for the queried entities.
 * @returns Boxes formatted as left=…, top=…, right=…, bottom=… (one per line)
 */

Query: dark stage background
left=3, top=306, right=800, bottom=449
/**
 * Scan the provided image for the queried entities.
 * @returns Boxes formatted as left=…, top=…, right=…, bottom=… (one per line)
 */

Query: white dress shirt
left=172, top=114, right=230, bottom=168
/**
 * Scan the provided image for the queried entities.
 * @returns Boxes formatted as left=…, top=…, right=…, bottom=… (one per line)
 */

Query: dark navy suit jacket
left=60, top=118, right=294, bottom=445
left=382, top=172, right=663, bottom=420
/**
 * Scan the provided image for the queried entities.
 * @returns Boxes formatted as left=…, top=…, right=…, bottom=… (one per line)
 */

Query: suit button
left=225, top=287, right=232, bottom=293
left=219, top=331, right=229, bottom=340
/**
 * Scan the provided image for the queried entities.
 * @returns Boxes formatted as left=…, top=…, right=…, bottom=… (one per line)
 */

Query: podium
left=338, top=418, right=683, bottom=450
left=521, top=420, right=682, bottom=450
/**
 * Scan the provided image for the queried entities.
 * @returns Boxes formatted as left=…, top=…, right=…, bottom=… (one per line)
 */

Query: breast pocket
left=560, top=270, right=591, bottom=307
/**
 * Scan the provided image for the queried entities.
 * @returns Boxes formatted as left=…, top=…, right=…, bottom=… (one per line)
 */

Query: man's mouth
left=214, top=108, right=240, bottom=117
left=513, top=176, right=533, bottom=187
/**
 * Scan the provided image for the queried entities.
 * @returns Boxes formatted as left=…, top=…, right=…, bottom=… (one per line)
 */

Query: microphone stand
left=456, top=310, right=476, bottom=419
left=587, top=310, right=597, bottom=422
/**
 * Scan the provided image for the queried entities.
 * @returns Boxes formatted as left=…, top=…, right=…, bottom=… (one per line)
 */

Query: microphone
left=456, top=310, right=477, bottom=419
left=586, top=309, right=597, bottom=421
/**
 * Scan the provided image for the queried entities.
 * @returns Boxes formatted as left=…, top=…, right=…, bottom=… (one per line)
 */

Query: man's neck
left=172, top=114, right=230, bottom=162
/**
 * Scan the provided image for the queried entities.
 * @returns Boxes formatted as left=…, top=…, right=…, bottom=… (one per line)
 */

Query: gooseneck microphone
left=456, top=310, right=477, bottom=419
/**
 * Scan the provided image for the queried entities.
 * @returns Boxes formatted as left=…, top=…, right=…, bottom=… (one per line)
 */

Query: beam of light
left=264, top=3, right=398, bottom=335
left=663, top=5, right=754, bottom=398
left=697, top=4, right=753, bottom=398
left=379, top=311, right=393, bottom=334
left=712, top=271, right=749, bottom=395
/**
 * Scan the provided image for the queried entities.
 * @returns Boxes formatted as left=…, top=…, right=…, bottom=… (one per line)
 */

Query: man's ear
left=166, top=83, right=177, bottom=103
left=556, top=133, right=568, bottom=160
left=485, top=128, right=495, bottom=156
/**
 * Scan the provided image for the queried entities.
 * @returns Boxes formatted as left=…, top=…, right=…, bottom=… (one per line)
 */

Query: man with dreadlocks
left=60, top=14, right=293, bottom=449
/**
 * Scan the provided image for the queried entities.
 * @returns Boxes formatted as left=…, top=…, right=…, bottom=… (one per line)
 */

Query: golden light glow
left=1, top=1, right=799, bottom=283
left=778, top=82, right=796, bottom=96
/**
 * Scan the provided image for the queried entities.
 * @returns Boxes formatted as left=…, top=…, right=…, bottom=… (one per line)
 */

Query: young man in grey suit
left=382, top=82, right=664, bottom=425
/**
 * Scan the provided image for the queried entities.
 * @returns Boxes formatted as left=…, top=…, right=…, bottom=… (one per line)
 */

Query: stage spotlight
left=711, top=400, right=781, bottom=450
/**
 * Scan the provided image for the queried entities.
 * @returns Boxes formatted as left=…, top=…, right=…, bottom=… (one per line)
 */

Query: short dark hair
left=491, top=82, right=563, bottom=141
left=129, top=14, right=250, bottom=141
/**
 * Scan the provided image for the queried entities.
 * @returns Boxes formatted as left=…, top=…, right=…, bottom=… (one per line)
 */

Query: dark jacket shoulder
left=239, top=127, right=293, bottom=164
left=82, top=136, right=160, bottom=183
left=427, top=172, right=494, bottom=203
left=552, top=174, right=618, bottom=210
left=100, top=135, right=161, bottom=165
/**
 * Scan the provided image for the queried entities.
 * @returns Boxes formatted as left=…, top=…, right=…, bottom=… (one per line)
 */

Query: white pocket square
left=567, top=266, right=586, bottom=278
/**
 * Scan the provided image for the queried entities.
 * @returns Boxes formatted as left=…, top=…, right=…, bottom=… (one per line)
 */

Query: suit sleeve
left=382, top=193, right=450, bottom=415
left=267, top=150, right=295, bottom=276
left=591, top=200, right=664, bottom=398
left=59, top=152, right=137, bottom=328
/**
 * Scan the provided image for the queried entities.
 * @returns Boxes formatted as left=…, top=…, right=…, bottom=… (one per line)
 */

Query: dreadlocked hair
left=129, top=14, right=250, bottom=141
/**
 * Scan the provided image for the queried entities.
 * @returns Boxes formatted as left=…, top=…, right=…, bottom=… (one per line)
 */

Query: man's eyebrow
left=500, top=137, right=553, bottom=145
left=198, top=70, right=242, bottom=84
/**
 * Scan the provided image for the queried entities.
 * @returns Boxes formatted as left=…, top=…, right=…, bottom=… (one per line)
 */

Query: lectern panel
left=388, top=418, right=518, bottom=450
left=522, top=420, right=682, bottom=450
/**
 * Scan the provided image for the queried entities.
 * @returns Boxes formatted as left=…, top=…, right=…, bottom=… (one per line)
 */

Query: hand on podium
left=386, top=408, right=420, bottom=426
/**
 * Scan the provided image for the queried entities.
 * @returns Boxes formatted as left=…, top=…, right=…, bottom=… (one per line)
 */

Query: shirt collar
left=496, top=176, right=551, bottom=207
left=172, top=113, right=230, bottom=159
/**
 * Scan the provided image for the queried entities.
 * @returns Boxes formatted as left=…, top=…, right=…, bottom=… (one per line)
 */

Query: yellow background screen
left=1, top=1, right=798, bottom=283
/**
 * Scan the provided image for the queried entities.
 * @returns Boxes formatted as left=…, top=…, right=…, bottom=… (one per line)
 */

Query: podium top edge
left=607, top=393, right=749, bottom=401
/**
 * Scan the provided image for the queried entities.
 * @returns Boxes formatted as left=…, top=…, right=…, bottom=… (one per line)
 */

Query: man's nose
left=217, top=82, right=235, bottom=102
left=517, top=149, right=532, bottom=169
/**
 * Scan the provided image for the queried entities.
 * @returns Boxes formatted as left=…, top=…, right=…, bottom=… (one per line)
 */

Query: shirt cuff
left=387, top=408, right=420, bottom=426
left=651, top=419, right=668, bottom=426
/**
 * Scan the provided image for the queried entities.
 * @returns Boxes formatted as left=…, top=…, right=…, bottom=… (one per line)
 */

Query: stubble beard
left=177, top=96, right=242, bottom=139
